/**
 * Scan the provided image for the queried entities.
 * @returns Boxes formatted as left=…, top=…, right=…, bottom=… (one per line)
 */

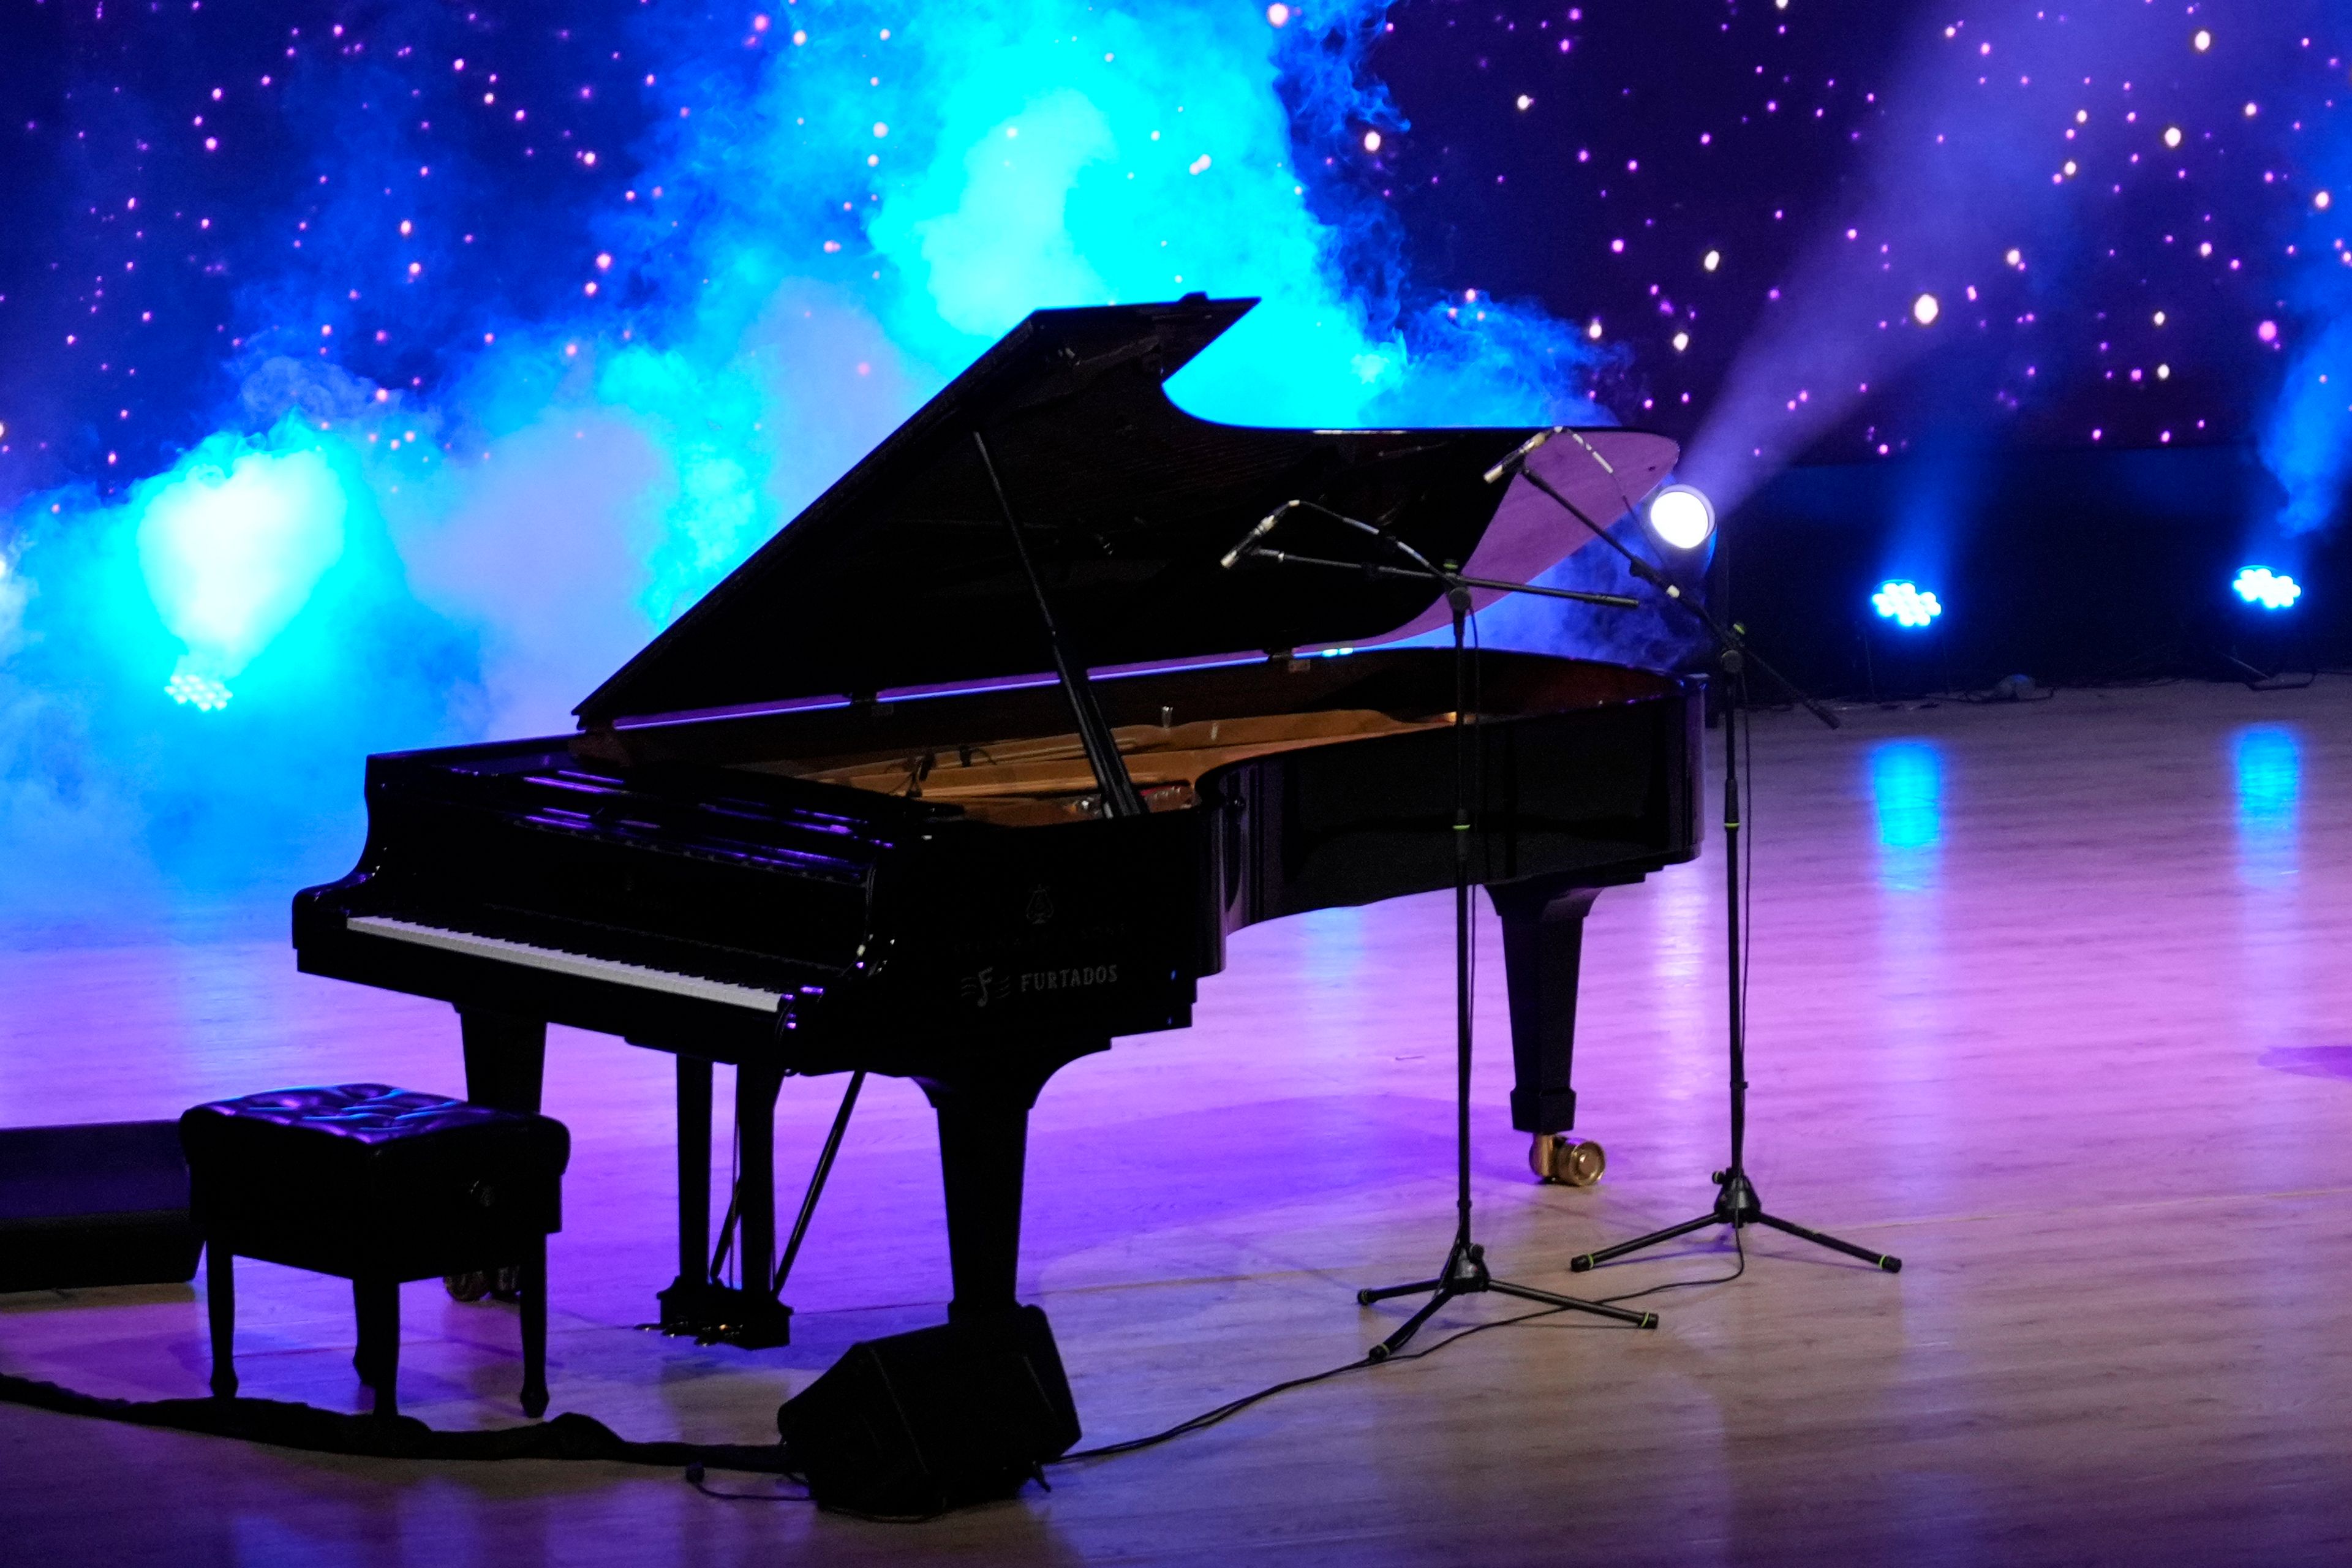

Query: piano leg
left=675, top=1056, right=712, bottom=1301
left=735, top=1059, right=782, bottom=1310
left=682, top=1062, right=715, bottom=1297
left=919, top=1040, right=1106, bottom=1324
left=929, top=1087, right=1031, bottom=1321
left=450, top=1011, right=548, bottom=1302
left=459, top=1009, right=546, bottom=1114
left=1489, top=878, right=1621, bottom=1185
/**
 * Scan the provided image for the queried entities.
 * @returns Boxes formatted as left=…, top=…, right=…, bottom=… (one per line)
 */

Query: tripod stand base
left=1566, top=1173, right=1901, bottom=1275
left=1356, top=1242, right=1657, bottom=1360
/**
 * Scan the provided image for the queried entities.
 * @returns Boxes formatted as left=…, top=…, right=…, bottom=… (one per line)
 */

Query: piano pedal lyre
left=443, top=1264, right=523, bottom=1303
left=1529, top=1133, right=1605, bottom=1187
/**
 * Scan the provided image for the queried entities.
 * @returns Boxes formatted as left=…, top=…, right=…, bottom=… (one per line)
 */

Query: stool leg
left=519, top=1234, right=548, bottom=1419
left=351, top=1279, right=373, bottom=1384
left=354, top=1277, right=399, bottom=1417
left=205, top=1246, right=238, bottom=1399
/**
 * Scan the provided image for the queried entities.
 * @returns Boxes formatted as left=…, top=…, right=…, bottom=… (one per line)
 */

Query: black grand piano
left=294, top=296, right=1702, bottom=1355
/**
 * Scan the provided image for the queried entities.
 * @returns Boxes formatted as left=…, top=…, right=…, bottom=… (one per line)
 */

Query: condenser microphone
left=1482, top=427, right=1559, bottom=485
left=1218, top=501, right=1297, bottom=569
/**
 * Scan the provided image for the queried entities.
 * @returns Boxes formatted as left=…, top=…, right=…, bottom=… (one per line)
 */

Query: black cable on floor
left=1057, top=1233, right=1752, bottom=1467
left=685, top=1461, right=812, bottom=1502
left=0, top=1368, right=794, bottom=1472
left=1057, top=1304, right=1567, bottom=1463
left=1590, top=1221, right=1747, bottom=1306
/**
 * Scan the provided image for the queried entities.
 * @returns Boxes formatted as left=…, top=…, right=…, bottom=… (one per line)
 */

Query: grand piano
left=293, top=296, right=1702, bottom=1354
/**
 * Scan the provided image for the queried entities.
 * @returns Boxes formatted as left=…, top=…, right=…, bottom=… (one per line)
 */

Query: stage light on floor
left=1871, top=581, right=1942, bottom=628
left=2233, top=567, right=2301, bottom=610
left=1645, top=484, right=1716, bottom=551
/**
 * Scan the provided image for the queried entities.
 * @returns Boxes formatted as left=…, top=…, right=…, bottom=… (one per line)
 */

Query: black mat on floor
left=0, top=1370, right=789, bottom=1472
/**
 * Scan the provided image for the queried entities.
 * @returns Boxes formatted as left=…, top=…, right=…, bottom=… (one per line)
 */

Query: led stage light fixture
left=1645, top=484, right=1716, bottom=551
left=2233, top=567, right=2301, bottom=611
left=1871, top=581, right=1943, bottom=628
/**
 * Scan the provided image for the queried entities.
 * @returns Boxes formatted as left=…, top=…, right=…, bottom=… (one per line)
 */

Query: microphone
left=1482, top=426, right=1559, bottom=486
left=1219, top=501, right=1296, bottom=570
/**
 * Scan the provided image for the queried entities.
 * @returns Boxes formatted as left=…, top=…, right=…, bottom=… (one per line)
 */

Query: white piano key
left=346, top=915, right=782, bottom=1014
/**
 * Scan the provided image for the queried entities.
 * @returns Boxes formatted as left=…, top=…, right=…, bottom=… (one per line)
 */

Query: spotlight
left=1645, top=484, right=1716, bottom=551
left=2233, top=567, right=2302, bottom=611
left=1871, top=581, right=1942, bottom=629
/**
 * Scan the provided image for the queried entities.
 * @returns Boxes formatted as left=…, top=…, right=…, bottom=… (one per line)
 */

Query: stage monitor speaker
left=775, top=1304, right=1080, bottom=1517
left=0, top=1121, right=202, bottom=1293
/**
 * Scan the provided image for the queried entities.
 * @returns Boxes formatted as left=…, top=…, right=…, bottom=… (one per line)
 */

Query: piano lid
left=575, top=296, right=1679, bottom=728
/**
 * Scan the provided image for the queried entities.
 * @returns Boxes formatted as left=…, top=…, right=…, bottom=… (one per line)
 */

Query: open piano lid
left=575, top=296, right=1679, bottom=729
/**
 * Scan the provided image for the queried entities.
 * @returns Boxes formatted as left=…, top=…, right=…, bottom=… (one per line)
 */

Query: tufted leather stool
left=179, top=1085, right=570, bottom=1418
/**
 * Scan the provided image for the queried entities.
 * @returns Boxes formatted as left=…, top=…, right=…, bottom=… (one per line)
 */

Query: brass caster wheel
left=1529, top=1133, right=1605, bottom=1188
left=444, top=1270, right=491, bottom=1303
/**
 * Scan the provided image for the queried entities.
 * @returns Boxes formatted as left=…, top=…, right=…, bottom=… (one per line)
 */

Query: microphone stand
left=1230, top=510, right=1659, bottom=1359
left=1498, top=458, right=1901, bottom=1279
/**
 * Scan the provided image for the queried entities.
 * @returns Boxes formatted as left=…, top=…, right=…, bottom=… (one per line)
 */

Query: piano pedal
left=653, top=1277, right=795, bottom=1349
left=1529, top=1134, right=1605, bottom=1188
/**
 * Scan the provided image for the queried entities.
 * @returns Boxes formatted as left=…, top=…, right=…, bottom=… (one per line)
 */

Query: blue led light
left=2233, top=567, right=2302, bottom=611
left=164, top=671, right=233, bottom=712
left=1871, top=581, right=1943, bottom=628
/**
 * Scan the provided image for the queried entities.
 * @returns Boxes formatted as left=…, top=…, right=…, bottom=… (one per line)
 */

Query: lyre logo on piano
left=1025, top=884, right=1057, bottom=926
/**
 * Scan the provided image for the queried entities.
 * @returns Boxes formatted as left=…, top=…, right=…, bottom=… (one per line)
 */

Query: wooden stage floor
left=5, top=680, right=2351, bottom=1564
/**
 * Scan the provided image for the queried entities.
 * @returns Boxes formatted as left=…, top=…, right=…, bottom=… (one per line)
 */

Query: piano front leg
left=451, top=1010, right=546, bottom=1302
left=1488, top=876, right=1632, bottom=1186
left=734, top=1058, right=783, bottom=1313
left=676, top=1056, right=712, bottom=1306
left=459, top=1009, right=546, bottom=1113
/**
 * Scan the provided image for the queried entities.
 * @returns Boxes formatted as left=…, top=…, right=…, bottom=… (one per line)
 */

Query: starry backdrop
left=0, top=0, right=2343, bottom=918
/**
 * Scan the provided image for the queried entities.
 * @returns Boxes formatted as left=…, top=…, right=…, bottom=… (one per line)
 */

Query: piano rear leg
left=927, top=1085, right=1033, bottom=1322
left=1489, top=880, right=1614, bottom=1187
left=918, top=1039, right=1106, bottom=1324
left=450, top=1010, right=548, bottom=1301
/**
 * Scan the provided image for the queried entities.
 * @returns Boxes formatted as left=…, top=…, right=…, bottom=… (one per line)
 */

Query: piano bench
left=178, top=1085, right=570, bottom=1420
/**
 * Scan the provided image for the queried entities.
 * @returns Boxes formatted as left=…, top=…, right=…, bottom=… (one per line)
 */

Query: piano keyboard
left=347, top=916, right=783, bottom=1014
